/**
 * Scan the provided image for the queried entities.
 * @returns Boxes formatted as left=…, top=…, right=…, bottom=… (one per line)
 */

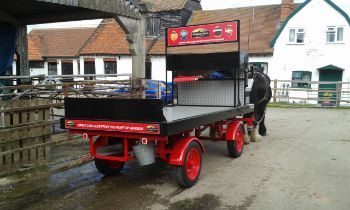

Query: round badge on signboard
left=213, top=26, right=222, bottom=38
left=170, top=31, right=179, bottom=41
left=225, top=25, right=233, bottom=36
left=180, top=30, right=188, bottom=40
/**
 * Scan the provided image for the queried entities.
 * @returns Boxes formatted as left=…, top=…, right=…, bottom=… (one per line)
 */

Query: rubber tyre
left=172, top=142, right=202, bottom=188
left=95, top=159, right=125, bottom=176
left=227, top=125, right=244, bottom=158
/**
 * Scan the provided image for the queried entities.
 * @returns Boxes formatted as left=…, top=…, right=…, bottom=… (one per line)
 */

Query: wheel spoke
left=185, top=147, right=201, bottom=181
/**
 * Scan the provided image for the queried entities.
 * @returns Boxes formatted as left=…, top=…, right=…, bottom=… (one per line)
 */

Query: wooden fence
left=0, top=75, right=142, bottom=174
left=0, top=99, right=57, bottom=170
left=271, top=80, right=350, bottom=106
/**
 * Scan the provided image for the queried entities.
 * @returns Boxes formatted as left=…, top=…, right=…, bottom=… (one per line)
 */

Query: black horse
left=247, top=66, right=272, bottom=142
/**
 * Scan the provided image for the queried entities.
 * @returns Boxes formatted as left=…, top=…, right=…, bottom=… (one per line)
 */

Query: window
left=146, top=17, right=161, bottom=37
left=84, top=61, right=96, bottom=80
left=62, top=62, right=73, bottom=75
left=289, top=28, right=305, bottom=44
left=29, top=61, right=45, bottom=68
left=48, top=62, right=57, bottom=75
left=326, top=26, right=344, bottom=43
left=104, top=61, right=117, bottom=74
left=249, top=62, right=268, bottom=75
left=292, top=71, right=312, bottom=88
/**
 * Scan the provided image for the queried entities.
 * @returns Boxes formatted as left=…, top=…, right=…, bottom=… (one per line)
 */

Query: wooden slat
left=12, top=101, right=22, bottom=166
left=0, top=103, right=64, bottom=113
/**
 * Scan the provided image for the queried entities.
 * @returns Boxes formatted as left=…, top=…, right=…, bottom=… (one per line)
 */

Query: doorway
left=318, top=65, right=343, bottom=104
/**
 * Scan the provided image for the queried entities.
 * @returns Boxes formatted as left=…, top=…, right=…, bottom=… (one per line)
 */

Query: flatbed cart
left=62, top=20, right=255, bottom=188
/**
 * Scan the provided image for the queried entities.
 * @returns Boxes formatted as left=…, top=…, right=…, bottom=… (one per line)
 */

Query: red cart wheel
left=227, top=125, right=244, bottom=158
left=172, top=142, right=202, bottom=188
left=95, top=159, right=125, bottom=176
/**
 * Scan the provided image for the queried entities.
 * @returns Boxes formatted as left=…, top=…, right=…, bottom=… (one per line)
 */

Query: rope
left=255, top=111, right=266, bottom=125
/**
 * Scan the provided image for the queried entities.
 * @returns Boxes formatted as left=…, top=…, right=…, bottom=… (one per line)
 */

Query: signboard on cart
left=167, top=21, right=239, bottom=47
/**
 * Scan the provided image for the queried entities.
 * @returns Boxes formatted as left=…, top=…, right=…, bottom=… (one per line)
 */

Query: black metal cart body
left=63, top=20, right=255, bottom=188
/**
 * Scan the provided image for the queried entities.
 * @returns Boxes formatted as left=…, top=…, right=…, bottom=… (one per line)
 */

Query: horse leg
left=250, top=123, right=261, bottom=142
left=258, top=102, right=268, bottom=136
left=251, top=103, right=263, bottom=142
left=259, top=116, right=267, bottom=136
left=243, top=123, right=250, bottom=144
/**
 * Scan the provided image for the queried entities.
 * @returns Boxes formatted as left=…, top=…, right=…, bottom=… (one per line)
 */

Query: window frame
left=248, top=62, right=269, bottom=75
left=291, top=71, right=312, bottom=88
left=146, top=17, right=161, bottom=37
left=48, top=62, right=58, bottom=76
left=326, top=26, right=344, bottom=43
left=104, top=61, right=117, bottom=75
left=288, top=27, right=305, bottom=44
left=29, top=61, right=45, bottom=69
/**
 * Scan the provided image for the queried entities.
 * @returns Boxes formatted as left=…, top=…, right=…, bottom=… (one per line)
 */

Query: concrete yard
left=1, top=108, right=350, bottom=210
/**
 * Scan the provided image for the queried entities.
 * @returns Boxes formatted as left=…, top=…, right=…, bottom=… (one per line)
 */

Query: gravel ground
left=1, top=108, right=350, bottom=210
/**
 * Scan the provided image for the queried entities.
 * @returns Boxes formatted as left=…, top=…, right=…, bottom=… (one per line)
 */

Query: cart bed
left=64, top=98, right=253, bottom=136
left=162, top=105, right=252, bottom=135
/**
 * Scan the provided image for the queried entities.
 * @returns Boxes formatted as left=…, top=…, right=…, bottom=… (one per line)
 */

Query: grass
left=268, top=103, right=350, bottom=109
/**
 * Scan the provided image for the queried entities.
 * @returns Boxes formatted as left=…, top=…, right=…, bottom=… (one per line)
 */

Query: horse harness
left=254, top=71, right=270, bottom=105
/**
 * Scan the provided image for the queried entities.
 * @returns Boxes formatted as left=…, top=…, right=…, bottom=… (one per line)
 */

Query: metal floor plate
left=163, top=106, right=233, bottom=122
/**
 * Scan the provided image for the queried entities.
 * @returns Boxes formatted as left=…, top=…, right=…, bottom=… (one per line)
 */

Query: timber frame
left=0, top=0, right=146, bottom=78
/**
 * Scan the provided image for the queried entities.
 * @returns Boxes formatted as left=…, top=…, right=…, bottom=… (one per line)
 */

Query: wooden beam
left=36, top=0, right=141, bottom=19
left=16, top=23, right=29, bottom=77
left=21, top=9, right=110, bottom=25
left=0, top=8, right=19, bottom=25
left=115, top=16, right=146, bottom=78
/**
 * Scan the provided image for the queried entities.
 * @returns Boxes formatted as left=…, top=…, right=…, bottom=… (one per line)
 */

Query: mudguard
left=225, top=121, right=243, bottom=141
left=169, top=137, right=205, bottom=166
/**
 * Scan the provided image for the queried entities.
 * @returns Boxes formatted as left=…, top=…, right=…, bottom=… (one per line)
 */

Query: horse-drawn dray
left=62, top=21, right=255, bottom=188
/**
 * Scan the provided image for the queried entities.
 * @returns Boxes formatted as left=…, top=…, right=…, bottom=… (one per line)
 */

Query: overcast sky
left=201, top=0, right=350, bottom=12
left=28, top=0, right=350, bottom=32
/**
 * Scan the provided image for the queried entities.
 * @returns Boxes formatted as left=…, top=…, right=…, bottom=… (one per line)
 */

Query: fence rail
left=0, top=74, right=144, bottom=174
left=271, top=80, right=350, bottom=106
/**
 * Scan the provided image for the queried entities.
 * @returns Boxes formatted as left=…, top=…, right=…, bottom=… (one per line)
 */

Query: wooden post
left=273, top=79, right=277, bottom=103
left=336, top=83, right=342, bottom=106
left=64, top=85, right=69, bottom=98
left=16, top=23, right=29, bottom=78
left=116, top=16, right=146, bottom=79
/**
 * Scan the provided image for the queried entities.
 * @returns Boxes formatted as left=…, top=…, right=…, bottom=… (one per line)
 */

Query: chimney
left=280, top=0, right=295, bottom=22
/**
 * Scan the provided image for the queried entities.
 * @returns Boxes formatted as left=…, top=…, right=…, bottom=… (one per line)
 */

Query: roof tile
left=28, top=27, right=95, bottom=59
left=79, top=19, right=130, bottom=55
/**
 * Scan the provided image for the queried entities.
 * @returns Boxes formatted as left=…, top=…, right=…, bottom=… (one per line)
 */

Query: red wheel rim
left=186, top=147, right=201, bottom=181
left=106, top=160, right=123, bottom=169
left=235, top=127, right=244, bottom=153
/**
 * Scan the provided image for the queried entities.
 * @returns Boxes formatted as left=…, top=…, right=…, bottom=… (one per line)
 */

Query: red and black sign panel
left=167, top=21, right=239, bottom=47
left=65, top=120, right=161, bottom=135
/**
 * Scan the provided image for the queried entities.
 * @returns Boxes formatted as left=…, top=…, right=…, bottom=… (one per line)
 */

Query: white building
left=269, top=0, right=350, bottom=104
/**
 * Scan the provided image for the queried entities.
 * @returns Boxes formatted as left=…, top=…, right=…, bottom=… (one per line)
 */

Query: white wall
left=29, top=63, right=47, bottom=76
left=249, top=56, right=273, bottom=74
left=12, top=61, right=16, bottom=75
left=150, top=56, right=172, bottom=81
left=270, top=0, right=350, bottom=104
left=73, top=60, right=79, bottom=75
left=57, top=60, right=62, bottom=75
left=116, top=56, right=132, bottom=80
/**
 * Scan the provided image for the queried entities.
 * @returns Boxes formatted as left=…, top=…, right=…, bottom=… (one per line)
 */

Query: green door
left=318, top=70, right=343, bottom=104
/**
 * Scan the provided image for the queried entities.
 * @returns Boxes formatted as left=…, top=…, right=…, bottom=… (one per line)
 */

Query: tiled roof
left=28, top=32, right=43, bottom=60
left=79, top=19, right=130, bottom=55
left=140, top=0, right=188, bottom=12
left=28, top=27, right=95, bottom=59
left=168, top=5, right=282, bottom=55
left=147, top=38, right=166, bottom=55
left=27, top=4, right=282, bottom=59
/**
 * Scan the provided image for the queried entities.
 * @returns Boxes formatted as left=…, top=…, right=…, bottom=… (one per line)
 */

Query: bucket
left=132, top=143, right=155, bottom=166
